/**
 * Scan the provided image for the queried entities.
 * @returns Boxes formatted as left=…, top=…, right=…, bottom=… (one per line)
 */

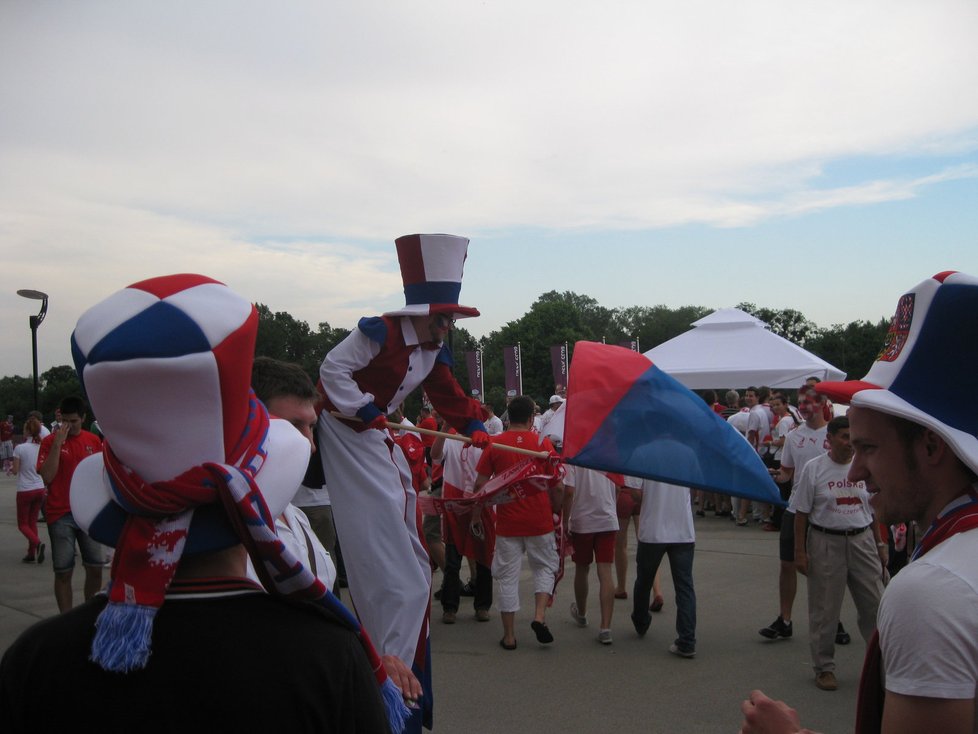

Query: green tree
left=808, top=318, right=889, bottom=380
left=736, top=303, right=822, bottom=347
left=0, top=375, right=35, bottom=425
left=611, top=304, right=712, bottom=350
left=254, top=304, right=349, bottom=382
left=39, top=365, right=83, bottom=415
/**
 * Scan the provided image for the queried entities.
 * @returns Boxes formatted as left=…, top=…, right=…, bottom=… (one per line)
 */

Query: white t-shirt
left=435, top=440, right=483, bottom=493
left=626, top=439, right=699, bottom=544
left=879, top=519, right=978, bottom=708
left=246, top=503, right=336, bottom=590
left=771, top=416, right=797, bottom=462
left=780, top=423, right=829, bottom=502
left=13, top=441, right=44, bottom=491
left=788, top=453, right=873, bottom=530
left=746, top=404, right=773, bottom=453
left=727, top=409, right=750, bottom=436
left=564, top=465, right=619, bottom=534
left=484, top=415, right=504, bottom=436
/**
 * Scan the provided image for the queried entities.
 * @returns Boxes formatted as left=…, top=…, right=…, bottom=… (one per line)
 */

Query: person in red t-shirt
left=473, top=396, right=563, bottom=650
left=36, top=396, right=105, bottom=612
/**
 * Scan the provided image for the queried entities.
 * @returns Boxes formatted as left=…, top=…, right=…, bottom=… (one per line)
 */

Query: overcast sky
left=3, top=0, right=977, bottom=381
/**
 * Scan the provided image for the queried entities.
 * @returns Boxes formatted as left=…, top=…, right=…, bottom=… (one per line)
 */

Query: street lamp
left=16, top=289, right=49, bottom=411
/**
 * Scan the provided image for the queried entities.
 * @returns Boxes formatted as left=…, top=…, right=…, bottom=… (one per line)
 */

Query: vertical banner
left=617, top=339, right=639, bottom=352
left=550, top=343, right=568, bottom=394
left=503, top=344, right=522, bottom=398
left=465, top=350, right=484, bottom=401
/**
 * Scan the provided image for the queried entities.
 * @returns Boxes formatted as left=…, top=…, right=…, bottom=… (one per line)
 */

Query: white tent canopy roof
left=643, top=308, right=846, bottom=390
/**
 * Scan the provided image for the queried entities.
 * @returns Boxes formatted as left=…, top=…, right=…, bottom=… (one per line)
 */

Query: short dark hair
left=251, top=357, right=318, bottom=404
left=506, top=395, right=535, bottom=425
left=827, top=416, right=849, bottom=435
left=59, top=396, right=87, bottom=416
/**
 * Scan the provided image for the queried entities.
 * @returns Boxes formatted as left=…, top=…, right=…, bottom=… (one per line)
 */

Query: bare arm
left=11, top=456, right=20, bottom=475
left=39, top=424, right=69, bottom=485
left=793, top=511, right=809, bottom=576
left=882, top=692, right=973, bottom=734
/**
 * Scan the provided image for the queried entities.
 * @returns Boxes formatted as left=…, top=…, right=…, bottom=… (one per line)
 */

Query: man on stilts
left=316, top=234, right=490, bottom=732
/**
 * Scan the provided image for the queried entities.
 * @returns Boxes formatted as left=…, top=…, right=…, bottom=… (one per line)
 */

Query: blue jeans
left=633, top=541, right=696, bottom=652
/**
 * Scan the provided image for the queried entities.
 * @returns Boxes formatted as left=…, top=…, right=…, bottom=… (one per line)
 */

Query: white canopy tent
left=642, top=308, right=846, bottom=390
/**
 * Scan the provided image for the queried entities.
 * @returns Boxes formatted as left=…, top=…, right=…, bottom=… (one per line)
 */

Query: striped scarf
left=93, top=393, right=409, bottom=733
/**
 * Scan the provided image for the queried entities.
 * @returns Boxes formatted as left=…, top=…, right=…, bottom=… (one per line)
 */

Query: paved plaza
left=0, top=472, right=860, bottom=732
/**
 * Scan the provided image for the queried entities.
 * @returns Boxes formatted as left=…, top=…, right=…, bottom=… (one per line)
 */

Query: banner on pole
left=503, top=345, right=522, bottom=397
left=465, top=350, right=484, bottom=401
left=550, top=344, right=568, bottom=394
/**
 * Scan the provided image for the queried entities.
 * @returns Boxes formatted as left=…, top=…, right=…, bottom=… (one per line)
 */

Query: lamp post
left=16, top=289, right=49, bottom=411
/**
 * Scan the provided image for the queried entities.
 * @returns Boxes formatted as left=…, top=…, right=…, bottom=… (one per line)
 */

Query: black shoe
left=36, top=543, right=45, bottom=565
left=836, top=623, right=851, bottom=646
left=759, top=616, right=793, bottom=640
left=459, top=581, right=475, bottom=597
left=631, top=611, right=652, bottom=637
left=433, top=588, right=442, bottom=601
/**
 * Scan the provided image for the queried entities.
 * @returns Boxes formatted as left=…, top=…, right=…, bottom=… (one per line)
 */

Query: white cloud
left=2, top=0, right=977, bottom=376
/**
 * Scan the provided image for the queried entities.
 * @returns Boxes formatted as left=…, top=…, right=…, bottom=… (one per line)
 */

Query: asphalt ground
left=0, top=473, right=860, bottom=732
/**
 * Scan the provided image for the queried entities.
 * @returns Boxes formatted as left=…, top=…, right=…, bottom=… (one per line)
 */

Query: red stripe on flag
left=563, top=341, right=652, bottom=460
left=129, top=274, right=223, bottom=299
left=394, top=235, right=427, bottom=285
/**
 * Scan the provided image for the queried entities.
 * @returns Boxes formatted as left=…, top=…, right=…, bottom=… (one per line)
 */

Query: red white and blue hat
left=383, top=233, right=480, bottom=319
left=816, top=271, right=978, bottom=474
left=69, top=274, right=310, bottom=553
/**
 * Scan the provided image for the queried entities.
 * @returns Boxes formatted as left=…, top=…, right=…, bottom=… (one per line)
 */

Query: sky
left=2, top=1, right=977, bottom=380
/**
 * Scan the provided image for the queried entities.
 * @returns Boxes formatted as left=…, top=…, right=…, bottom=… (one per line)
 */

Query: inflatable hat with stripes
left=70, top=273, right=309, bottom=553
left=383, top=233, right=480, bottom=319
left=816, top=271, right=978, bottom=475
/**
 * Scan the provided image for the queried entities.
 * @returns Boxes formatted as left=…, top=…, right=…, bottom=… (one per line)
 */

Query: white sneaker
left=570, top=602, right=588, bottom=627
left=668, top=642, right=696, bottom=658
left=598, top=629, right=613, bottom=645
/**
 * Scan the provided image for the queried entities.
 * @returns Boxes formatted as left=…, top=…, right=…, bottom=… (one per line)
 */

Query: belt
left=809, top=523, right=870, bottom=537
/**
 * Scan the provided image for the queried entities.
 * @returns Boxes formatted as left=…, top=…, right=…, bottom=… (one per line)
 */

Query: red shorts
left=570, top=531, right=617, bottom=565
left=616, top=490, right=641, bottom=519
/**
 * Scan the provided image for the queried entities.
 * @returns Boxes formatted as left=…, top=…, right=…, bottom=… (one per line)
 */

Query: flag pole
left=328, top=411, right=550, bottom=458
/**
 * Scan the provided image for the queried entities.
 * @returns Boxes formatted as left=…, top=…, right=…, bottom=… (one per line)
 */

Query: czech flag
left=563, top=341, right=783, bottom=505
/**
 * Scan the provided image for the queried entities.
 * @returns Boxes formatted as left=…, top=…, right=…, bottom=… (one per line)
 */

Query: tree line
left=0, top=293, right=888, bottom=427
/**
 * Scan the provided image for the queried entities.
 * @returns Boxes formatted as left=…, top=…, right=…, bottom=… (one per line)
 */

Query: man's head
left=58, top=396, right=87, bottom=436
left=825, top=416, right=853, bottom=464
left=725, top=389, right=739, bottom=408
left=482, top=402, right=495, bottom=417
left=506, top=395, right=535, bottom=426
left=413, top=312, right=455, bottom=344
left=815, top=271, right=978, bottom=524
left=769, top=394, right=787, bottom=417
left=797, top=386, right=828, bottom=426
left=549, top=394, right=563, bottom=409
left=251, top=357, right=318, bottom=452
left=745, top=387, right=759, bottom=407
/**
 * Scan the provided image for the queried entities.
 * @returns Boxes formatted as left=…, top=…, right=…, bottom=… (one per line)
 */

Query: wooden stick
left=328, top=411, right=550, bottom=459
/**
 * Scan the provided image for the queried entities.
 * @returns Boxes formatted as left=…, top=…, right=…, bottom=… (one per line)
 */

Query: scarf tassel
left=381, top=678, right=411, bottom=734
left=90, top=602, right=157, bottom=673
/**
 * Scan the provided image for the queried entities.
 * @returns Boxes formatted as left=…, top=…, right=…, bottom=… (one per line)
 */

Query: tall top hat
left=383, top=233, right=480, bottom=319
left=69, top=273, right=309, bottom=553
left=816, top=270, right=978, bottom=475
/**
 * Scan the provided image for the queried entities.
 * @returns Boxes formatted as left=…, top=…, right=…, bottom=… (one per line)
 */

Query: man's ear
left=921, top=429, right=949, bottom=464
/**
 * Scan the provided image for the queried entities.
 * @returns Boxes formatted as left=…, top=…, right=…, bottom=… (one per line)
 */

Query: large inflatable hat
left=69, top=274, right=310, bottom=553
left=816, top=271, right=978, bottom=475
left=383, top=233, right=479, bottom=319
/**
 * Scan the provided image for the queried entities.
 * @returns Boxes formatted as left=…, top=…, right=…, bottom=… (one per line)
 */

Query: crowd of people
left=0, top=249, right=975, bottom=734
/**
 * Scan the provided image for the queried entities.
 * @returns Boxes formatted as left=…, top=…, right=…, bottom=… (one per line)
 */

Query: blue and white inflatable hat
left=69, top=274, right=310, bottom=553
left=383, top=233, right=480, bottom=320
left=817, top=271, right=978, bottom=475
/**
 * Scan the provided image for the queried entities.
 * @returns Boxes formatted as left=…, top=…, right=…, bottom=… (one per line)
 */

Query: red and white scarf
left=93, top=393, right=410, bottom=733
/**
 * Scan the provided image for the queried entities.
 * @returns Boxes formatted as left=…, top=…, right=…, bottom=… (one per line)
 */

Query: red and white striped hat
left=383, top=233, right=480, bottom=319
left=816, top=271, right=978, bottom=475
left=69, top=274, right=310, bottom=553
